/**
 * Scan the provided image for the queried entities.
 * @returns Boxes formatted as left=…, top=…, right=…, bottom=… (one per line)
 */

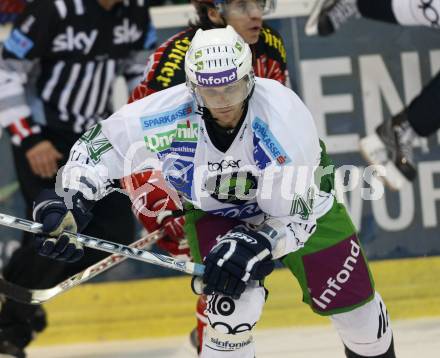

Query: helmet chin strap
left=199, top=105, right=216, bottom=122
left=219, top=13, right=228, bottom=27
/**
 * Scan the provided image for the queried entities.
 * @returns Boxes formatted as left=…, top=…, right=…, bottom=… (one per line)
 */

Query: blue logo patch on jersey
left=253, top=136, right=271, bottom=169
left=207, top=202, right=262, bottom=219
left=164, top=158, right=194, bottom=199
left=141, top=102, right=194, bottom=130
left=4, top=29, right=34, bottom=59
left=156, top=142, right=197, bottom=158
left=252, top=117, right=291, bottom=166
left=168, top=141, right=197, bottom=157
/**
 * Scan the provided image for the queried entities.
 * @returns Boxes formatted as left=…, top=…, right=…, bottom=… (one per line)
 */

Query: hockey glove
left=161, top=211, right=185, bottom=240
left=203, top=226, right=275, bottom=299
left=155, top=212, right=191, bottom=259
left=33, top=189, right=93, bottom=262
left=123, top=171, right=190, bottom=259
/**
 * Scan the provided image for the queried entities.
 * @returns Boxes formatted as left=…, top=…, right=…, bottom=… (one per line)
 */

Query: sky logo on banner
left=141, top=102, right=194, bottom=130
left=52, top=27, right=98, bottom=55
left=252, top=117, right=291, bottom=165
left=196, top=68, right=237, bottom=87
left=113, top=19, right=142, bottom=44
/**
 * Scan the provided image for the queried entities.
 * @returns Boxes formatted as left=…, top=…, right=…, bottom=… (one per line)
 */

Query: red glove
left=151, top=202, right=191, bottom=260
left=157, top=211, right=185, bottom=241
left=121, top=170, right=191, bottom=259
left=156, top=223, right=191, bottom=260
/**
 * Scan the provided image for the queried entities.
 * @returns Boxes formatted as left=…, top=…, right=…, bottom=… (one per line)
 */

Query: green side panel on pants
left=316, top=139, right=335, bottom=194
left=281, top=200, right=375, bottom=316
left=183, top=209, right=206, bottom=264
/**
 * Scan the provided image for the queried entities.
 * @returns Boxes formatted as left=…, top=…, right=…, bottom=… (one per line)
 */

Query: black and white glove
left=33, top=189, right=93, bottom=262
left=202, top=226, right=275, bottom=299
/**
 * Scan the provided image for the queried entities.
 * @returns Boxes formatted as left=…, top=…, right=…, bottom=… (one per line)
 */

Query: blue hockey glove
left=33, top=189, right=93, bottom=262
left=203, top=226, right=275, bottom=299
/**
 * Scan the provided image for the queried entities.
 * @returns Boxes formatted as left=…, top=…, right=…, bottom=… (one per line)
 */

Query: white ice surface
left=27, top=317, right=440, bottom=358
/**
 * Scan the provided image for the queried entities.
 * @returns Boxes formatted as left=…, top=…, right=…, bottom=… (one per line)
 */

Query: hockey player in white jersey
left=32, top=26, right=396, bottom=357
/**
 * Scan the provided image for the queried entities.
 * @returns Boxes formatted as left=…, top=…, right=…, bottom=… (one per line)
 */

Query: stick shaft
left=0, top=230, right=163, bottom=304
left=0, top=213, right=204, bottom=276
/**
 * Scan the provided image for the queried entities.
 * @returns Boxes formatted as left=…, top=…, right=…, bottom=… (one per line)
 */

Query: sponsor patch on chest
left=252, top=117, right=291, bottom=166
left=141, top=102, right=194, bottom=130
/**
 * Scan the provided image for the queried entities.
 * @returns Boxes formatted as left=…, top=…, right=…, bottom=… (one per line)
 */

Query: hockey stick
left=0, top=229, right=163, bottom=304
left=0, top=213, right=205, bottom=278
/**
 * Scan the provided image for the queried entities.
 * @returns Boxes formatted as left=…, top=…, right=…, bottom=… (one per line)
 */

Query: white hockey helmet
left=185, top=25, right=255, bottom=109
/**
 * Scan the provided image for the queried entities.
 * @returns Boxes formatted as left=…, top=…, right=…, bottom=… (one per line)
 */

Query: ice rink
left=27, top=317, right=440, bottom=358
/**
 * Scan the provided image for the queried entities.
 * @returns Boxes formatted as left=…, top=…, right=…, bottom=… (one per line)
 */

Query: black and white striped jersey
left=0, top=0, right=156, bottom=149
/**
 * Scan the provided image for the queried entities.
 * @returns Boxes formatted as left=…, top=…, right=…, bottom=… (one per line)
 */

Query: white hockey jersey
left=63, top=78, right=334, bottom=257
